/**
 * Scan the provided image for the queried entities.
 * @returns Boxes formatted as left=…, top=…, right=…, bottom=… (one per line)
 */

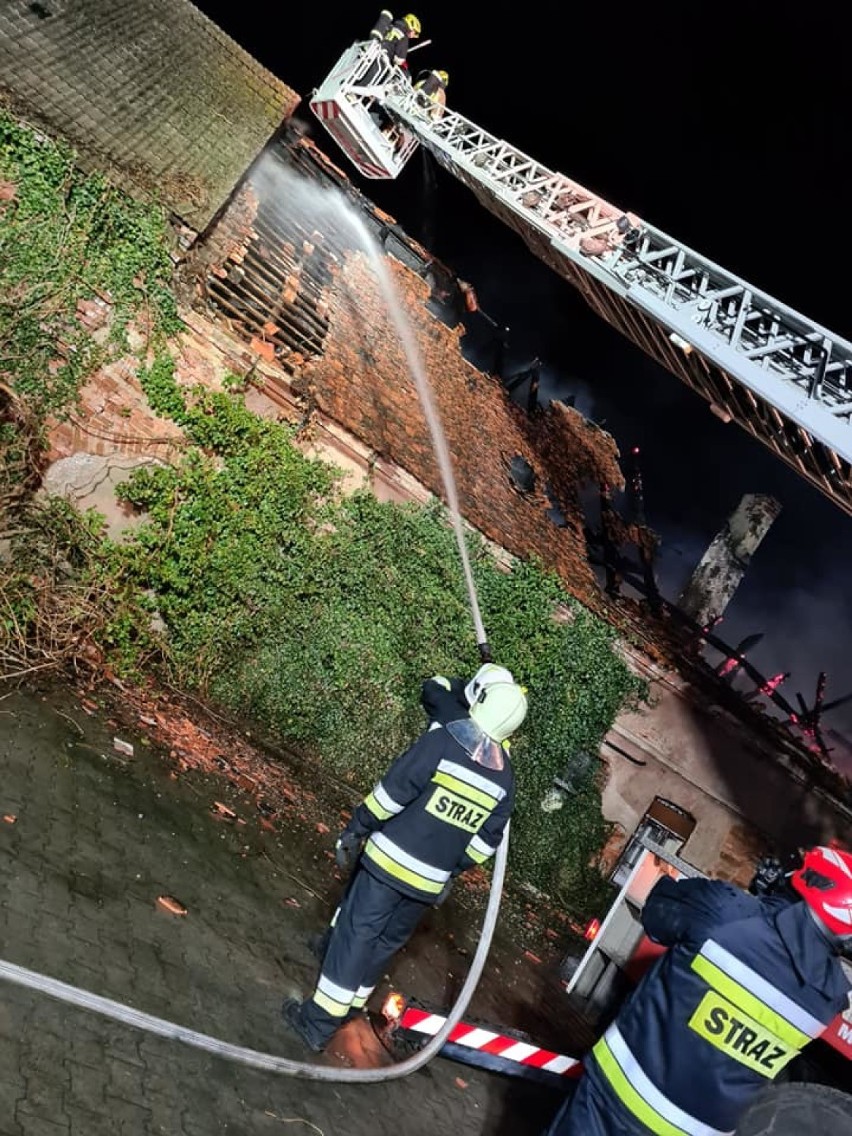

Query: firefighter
left=543, top=845, right=852, bottom=1136
left=381, top=13, right=421, bottom=68
left=281, top=679, right=528, bottom=1052
left=414, top=69, right=448, bottom=120
left=306, top=662, right=517, bottom=965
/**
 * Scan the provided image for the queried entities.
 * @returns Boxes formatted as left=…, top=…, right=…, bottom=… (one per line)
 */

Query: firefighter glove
left=335, top=829, right=363, bottom=873
left=749, top=855, right=784, bottom=896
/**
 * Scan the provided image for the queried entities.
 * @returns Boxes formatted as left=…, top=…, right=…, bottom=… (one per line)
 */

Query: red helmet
left=791, top=845, right=852, bottom=937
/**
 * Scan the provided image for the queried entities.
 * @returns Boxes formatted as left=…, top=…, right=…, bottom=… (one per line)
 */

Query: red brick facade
left=41, top=136, right=852, bottom=890
left=47, top=353, right=184, bottom=463
left=301, top=252, right=623, bottom=610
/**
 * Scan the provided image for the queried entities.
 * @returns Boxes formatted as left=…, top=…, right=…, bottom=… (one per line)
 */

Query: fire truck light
left=382, top=992, right=406, bottom=1023
left=584, top=918, right=601, bottom=941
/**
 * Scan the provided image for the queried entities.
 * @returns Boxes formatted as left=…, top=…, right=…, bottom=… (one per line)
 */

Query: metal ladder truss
left=383, top=83, right=852, bottom=514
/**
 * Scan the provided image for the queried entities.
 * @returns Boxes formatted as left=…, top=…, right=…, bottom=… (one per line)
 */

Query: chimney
left=678, top=494, right=781, bottom=625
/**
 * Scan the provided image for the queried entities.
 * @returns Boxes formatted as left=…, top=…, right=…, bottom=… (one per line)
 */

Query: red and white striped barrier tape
left=400, top=1007, right=583, bottom=1078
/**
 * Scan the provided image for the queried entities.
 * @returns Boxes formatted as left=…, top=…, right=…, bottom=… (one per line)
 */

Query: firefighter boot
left=281, top=998, right=325, bottom=1053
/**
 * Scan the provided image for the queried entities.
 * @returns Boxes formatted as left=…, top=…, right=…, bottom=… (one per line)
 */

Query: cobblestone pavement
left=0, top=688, right=569, bottom=1135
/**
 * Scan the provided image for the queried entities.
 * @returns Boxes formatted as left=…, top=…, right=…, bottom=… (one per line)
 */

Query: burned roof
left=0, top=0, right=299, bottom=230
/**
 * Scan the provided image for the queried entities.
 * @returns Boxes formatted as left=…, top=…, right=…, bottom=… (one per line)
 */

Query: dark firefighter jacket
left=587, top=876, right=850, bottom=1136
left=414, top=70, right=447, bottom=98
left=382, top=19, right=413, bottom=66
left=346, top=724, right=515, bottom=901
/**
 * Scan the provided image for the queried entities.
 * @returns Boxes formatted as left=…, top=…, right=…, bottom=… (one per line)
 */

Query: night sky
left=196, top=3, right=852, bottom=744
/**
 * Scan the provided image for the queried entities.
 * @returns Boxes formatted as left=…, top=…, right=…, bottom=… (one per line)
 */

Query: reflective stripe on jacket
left=688, top=938, right=825, bottom=1064
left=593, top=1024, right=733, bottom=1136
left=370, top=10, right=393, bottom=40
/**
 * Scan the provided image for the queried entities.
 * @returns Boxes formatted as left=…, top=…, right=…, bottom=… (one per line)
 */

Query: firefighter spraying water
left=306, top=664, right=518, bottom=967
left=281, top=674, right=527, bottom=1053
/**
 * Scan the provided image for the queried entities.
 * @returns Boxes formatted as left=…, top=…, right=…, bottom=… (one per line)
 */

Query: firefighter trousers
left=296, top=868, right=430, bottom=1049
left=543, top=1069, right=644, bottom=1136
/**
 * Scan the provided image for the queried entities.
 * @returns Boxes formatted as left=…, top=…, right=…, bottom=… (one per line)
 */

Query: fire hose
left=0, top=822, right=508, bottom=1081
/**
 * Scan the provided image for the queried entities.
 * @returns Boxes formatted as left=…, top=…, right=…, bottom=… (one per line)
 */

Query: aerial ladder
left=311, top=40, right=852, bottom=517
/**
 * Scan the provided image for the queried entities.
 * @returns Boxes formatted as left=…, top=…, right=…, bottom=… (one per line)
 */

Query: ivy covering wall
left=0, top=110, right=180, bottom=507
left=122, top=373, right=643, bottom=904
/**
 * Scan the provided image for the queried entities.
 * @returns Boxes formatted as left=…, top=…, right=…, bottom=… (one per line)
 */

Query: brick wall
left=47, top=352, right=185, bottom=463
left=45, top=309, right=450, bottom=523
left=302, top=252, right=623, bottom=611
left=49, top=249, right=624, bottom=623
left=176, top=133, right=630, bottom=615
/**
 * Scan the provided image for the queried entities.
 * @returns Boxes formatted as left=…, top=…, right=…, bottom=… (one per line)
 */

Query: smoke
left=506, top=283, right=852, bottom=762
left=246, top=152, right=305, bottom=211
left=652, top=527, right=711, bottom=599
left=537, top=368, right=597, bottom=420
left=477, top=305, right=852, bottom=762
left=712, top=573, right=852, bottom=727
left=650, top=510, right=852, bottom=770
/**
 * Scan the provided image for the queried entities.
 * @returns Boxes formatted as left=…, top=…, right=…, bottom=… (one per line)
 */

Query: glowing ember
left=382, top=992, right=406, bottom=1022
left=759, top=672, right=788, bottom=696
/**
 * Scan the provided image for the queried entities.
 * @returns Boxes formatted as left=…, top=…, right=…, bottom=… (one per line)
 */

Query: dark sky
left=197, top=2, right=852, bottom=739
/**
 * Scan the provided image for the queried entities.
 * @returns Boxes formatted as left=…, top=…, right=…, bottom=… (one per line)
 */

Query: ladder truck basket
left=310, top=40, right=420, bottom=179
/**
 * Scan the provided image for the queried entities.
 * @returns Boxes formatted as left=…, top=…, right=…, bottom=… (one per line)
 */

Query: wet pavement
left=0, top=685, right=574, bottom=1135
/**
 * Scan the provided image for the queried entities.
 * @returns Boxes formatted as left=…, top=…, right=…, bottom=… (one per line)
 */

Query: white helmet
left=464, top=663, right=514, bottom=707
left=469, top=681, right=528, bottom=743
